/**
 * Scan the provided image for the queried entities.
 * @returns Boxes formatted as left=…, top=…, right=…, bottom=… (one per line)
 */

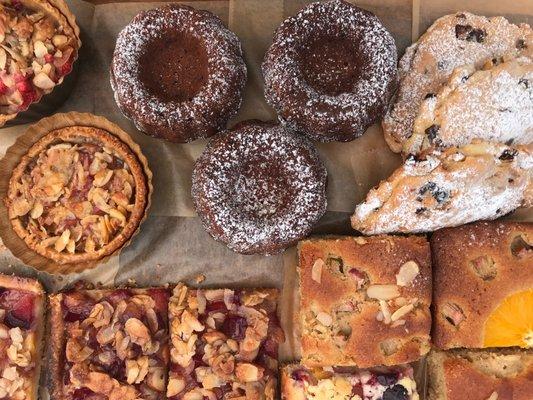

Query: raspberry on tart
left=0, top=0, right=79, bottom=126
left=0, top=274, right=45, bottom=400
left=298, top=236, right=432, bottom=368
left=166, top=284, right=285, bottom=400
left=281, top=364, right=420, bottom=400
left=5, top=126, right=148, bottom=266
left=49, top=287, right=170, bottom=400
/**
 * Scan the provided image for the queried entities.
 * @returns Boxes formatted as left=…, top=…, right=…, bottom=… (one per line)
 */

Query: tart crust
left=0, top=274, right=45, bottom=400
left=0, top=0, right=80, bottom=125
left=5, top=126, right=148, bottom=265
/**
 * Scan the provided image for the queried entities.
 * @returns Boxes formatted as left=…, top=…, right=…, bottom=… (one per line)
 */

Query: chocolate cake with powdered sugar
left=110, top=4, right=246, bottom=143
left=191, top=120, right=327, bottom=255
left=262, top=0, right=398, bottom=142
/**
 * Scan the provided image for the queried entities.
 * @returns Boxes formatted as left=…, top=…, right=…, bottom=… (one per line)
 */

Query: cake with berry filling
left=298, top=236, right=431, bottom=368
left=428, top=349, right=533, bottom=400
left=282, top=364, right=419, bottom=400
left=5, top=125, right=148, bottom=266
left=431, top=221, right=533, bottom=350
left=0, top=274, right=45, bottom=400
left=0, top=0, right=80, bottom=125
left=49, top=287, right=170, bottom=400
left=166, top=283, right=285, bottom=400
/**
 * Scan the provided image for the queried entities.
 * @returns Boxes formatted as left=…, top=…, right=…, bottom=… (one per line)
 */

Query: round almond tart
left=0, top=0, right=80, bottom=126
left=5, top=126, right=148, bottom=264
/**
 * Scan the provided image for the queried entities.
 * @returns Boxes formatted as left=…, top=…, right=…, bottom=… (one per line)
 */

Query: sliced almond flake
left=396, top=261, right=420, bottom=286
left=391, top=304, right=415, bottom=322
left=311, top=258, right=324, bottom=283
left=379, top=300, right=391, bottom=324
left=316, top=312, right=333, bottom=327
left=367, top=284, right=400, bottom=300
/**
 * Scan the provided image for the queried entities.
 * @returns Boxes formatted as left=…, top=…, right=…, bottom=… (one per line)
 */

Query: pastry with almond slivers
left=167, top=284, right=285, bottom=400
left=49, top=287, right=170, bottom=400
left=298, top=236, right=431, bottom=368
left=0, top=274, right=45, bottom=400
left=0, top=0, right=80, bottom=125
left=351, top=141, right=533, bottom=235
left=281, top=363, right=420, bottom=400
left=5, top=126, right=148, bottom=265
left=431, top=221, right=533, bottom=350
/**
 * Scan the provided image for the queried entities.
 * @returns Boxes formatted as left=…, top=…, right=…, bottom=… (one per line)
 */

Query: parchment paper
left=0, top=1, right=531, bottom=398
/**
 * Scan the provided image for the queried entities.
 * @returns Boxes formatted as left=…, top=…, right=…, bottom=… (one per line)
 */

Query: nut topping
left=396, top=261, right=420, bottom=286
left=311, top=259, right=324, bottom=283
left=367, top=284, right=400, bottom=300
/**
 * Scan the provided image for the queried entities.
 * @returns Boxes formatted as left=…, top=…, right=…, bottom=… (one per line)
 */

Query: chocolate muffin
left=111, top=4, right=247, bottom=143
left=262, top=0, right=397, bottom=142
left=192, top=120, right=327, bottom=255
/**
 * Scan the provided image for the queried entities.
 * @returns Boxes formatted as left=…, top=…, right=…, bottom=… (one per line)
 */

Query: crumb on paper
left=195, top=274, right=206, bottom=284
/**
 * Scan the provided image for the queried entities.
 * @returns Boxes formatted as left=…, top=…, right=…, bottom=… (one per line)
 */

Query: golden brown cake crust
left=299, top=235, right=432, bottom=368
left=428, top=349, right=533, bottom=400
left=431, top=221, right=533, bottom=349
left=5, top=126, right=148, bottom=265
left=48, top=293, right=66, bottom=400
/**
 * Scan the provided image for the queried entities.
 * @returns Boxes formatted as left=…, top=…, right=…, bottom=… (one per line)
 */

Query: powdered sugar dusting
left=192, top=122, right=327, bottom=255
left=352, top=141, right=533, bottom=234
left=111, top=4, right=246, bottom=142
left=405, top=57, right=533, bottom=153
left=262, top=0, right=397, bottom=142
left=383, top=11, right=533, bottom=151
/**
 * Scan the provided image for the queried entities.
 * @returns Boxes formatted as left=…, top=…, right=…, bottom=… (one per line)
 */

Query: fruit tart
left=0, top=274, right=45, bottom=400
left=49, top=287, right=170, bottom=400
left=0, top=0, right=80, bottom=125
left=5, top=126, right=148, bottom=266
left=167, top=284, right=285, bottom=400
left=282, top=364, right=420, bottom=400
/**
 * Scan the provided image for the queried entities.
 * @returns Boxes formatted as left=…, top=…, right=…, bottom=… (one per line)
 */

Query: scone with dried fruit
left=299, top=236, right=431, bottom=368
left=0, top=274, right=45, bottom=400
left=0, top=0, right=80, bottom=125
left=167, top=284, right=285, bottom=400
left=5, top=126, right=148, bottom=266
left=351, top=141, right=532, bottom=235
left=49, top=287, right=170, bottom=400
left=282, top=364, right=419, bottom=400
left=404, top=56, right=533, bottom=155
left=431, top=221, right=532, bottom=350
left=427, top=349, right=532, bottom=400
left=383, top=11, right=532, bottom=152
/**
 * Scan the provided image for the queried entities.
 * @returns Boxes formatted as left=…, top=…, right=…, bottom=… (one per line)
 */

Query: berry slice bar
left=167, top=284, right=285, bottom=400
left=282, top=364, right=420, bottom=400
left=0, top=274, right=45, bottom=400
left=49, top=287, right=170, bottom=400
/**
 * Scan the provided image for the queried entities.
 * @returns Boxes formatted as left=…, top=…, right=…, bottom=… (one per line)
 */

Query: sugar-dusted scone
left=404, top=56, right=533, bottom=155
left=281, top=363, right=419, bottom=400
left=299, top=236, right=431, bottom=368
left=0, top=274, right=45, bottom=400
left=383, top=11, right=532, bottom=152
left=431, top=221, right=533, bottom=350
left=167, top=284, right=285, bottom=400
left=49, top=287, right=170, bottom=400
left=427, top=349, right=533, bottom=400
left=351, top=141, right=533, bottom=235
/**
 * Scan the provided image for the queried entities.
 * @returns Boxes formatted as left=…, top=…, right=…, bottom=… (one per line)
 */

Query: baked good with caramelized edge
left=5, top=126, right=148, bottom=265
left=262, top=0, right=397, bottom=142
left=383, top=11, right=532, bottom=152
left=111, top=4, right=246, bottom=143
left=167, top=283, right=285, bottom=400
left=427, top=349, right=533, bottom=400
left=298, top=235, right=431, bottom=368
left=192, top=120, right=327, bottom=255
left=403, top=55, right=533, bottom=155
left=49, top=287, right=170, bottom=400
left=0, top=274, right=44, bottom=400
left=431, top=221, right=533, bottom=350
left=351, top=141, right=533, bottom=235
left=281, top=364, right=419, bottom=400
left=0, top=0, right=80, bottom=126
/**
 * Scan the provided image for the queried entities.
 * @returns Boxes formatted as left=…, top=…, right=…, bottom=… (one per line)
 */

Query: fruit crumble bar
left=49, top=287, right=169, bottom=400
left=299, top=236, right=431, bottom=367
left=431, top=221, right=533, bottom=349
left=167, top=284, right=285, bottom=400
left=282, top=363, right=419, bottom=400
left=0, top=274, right=45, bottom=400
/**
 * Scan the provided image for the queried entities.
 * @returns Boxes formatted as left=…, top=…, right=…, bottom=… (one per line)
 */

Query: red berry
left=14, top=73, right=26, bottom=83
left=62, top=292, right=95, bottom=322
left=58, top=61, right=72, bottom=77
left=148, top=288, right=169, bottom=312
left=221, top=315, right=247, bottom=340
left=0, top=81, right=8, bottom=95
left=16, top=80, right=32, bottom=93
left=0, top=290, right=35, bottom=329
left=44, top=54, right=54, bottom=64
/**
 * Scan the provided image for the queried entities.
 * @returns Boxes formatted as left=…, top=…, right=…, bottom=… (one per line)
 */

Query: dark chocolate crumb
left=425, top=124, right=440, bottom=143
left=518, top=78, right=529, bottom=89
left=499, top=149, right=518, bottom=161
left=516, top=38, right=526, bottom=49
